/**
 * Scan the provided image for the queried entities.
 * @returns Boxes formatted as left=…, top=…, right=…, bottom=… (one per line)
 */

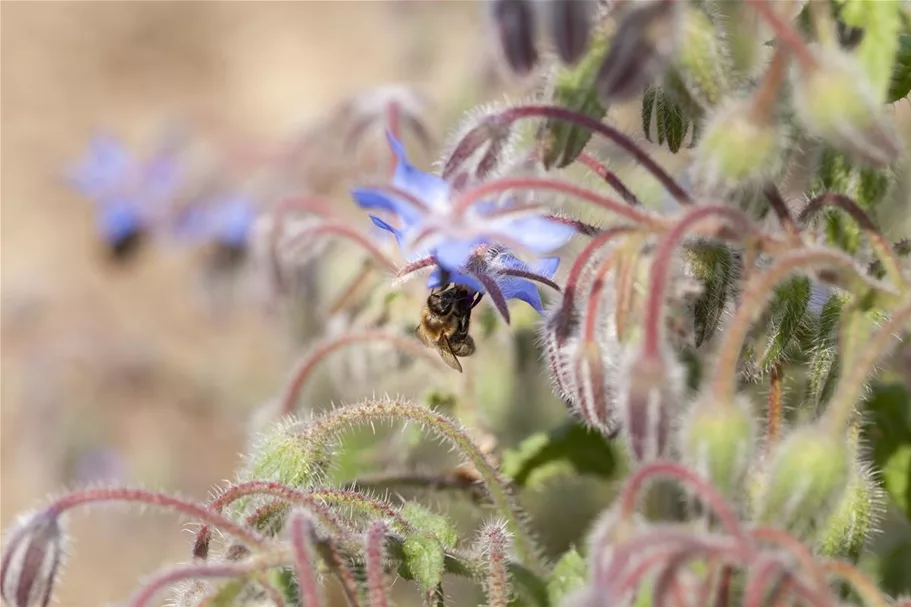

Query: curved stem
left=798, top=192, right=909, bottom=293
left=576, top=152, right=641, bottom=207
left=289, top=513, right=324, bottom=607
left=451, top=176, right=662, bottom=228
left=496, top=105, right=693, bottom=204
left=711, top=248, right=901, bottom=404
left=284, top=222, right=399, bottom=273
left=297, top=398, right=544, bottom=575
left=822, top=560, right=890, bottom=607
left=823, top=302, right=911, bottom=433
left=129, top=553, right=289, bottom=607
left=45, top=488, right=266, bottom=548
left=617, top=461, right=745, bottom=541
left=746, top=0, right=817, bottom=70
left=277, top=331, right=447, bottom=418
left=643, top=206, right=753, bottom=357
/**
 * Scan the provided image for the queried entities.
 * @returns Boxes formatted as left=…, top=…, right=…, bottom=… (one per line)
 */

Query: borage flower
left=67, top=133, right=183, bottom=261
left=352, top=132, right=573, bottom=322
left=172, top=192, right=258, bottom=271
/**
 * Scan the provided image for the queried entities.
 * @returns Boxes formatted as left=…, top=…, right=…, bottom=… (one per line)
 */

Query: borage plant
left=4, top=1, right=911, bottom=606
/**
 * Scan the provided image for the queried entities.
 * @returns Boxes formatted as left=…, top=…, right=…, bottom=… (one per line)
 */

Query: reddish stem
left=386, top=102, right=401, bottom=177
left=129, top=561, right=279, bottom=607
left=451, top=176, right=661, bottom=227
left=289, top=513, right=324, bottom=607
left=746, top=0, right=817, bottom=70
left=576, top=152, right=641, bottom=207
left=496, top=105, right=693, bottom=204
left=44, top=488, right=266, bottom=548
left=365, top=522, right=390, bottom=607
left=642, top=206, right=751, bottom=357
left=283, top=222, right=398, bottom=273
left=767, top=362, right=784, bottom=450
left=277, top=331, right=447, bottom=418
left=617, top=461, right=745, bottom=541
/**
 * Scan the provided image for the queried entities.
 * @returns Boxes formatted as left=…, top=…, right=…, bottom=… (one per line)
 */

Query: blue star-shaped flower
left=172, top=193, right=257, bottom=249
left=67, top=133, right=182, bottom=251
left=351, top=133, right=571, bottom=317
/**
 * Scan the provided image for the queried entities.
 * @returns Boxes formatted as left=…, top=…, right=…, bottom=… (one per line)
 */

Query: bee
left=416, top=283, right=484, bottom=373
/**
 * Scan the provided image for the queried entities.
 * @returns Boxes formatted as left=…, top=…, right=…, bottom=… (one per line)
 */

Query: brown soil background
left=1, top=2, right=494, bottom=604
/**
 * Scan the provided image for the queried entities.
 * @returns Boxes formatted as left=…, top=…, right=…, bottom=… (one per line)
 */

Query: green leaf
left=547, top=548, right=587, bottom=606
left=501, top=420, right=620, bottom=489
left=686, top=242, right=735, bottom=347
left=760, top=276, right=811, bottom=371
left=807, top=294, right=845, bottom=410
left=879, top=540, right=911, bottom=596
left=642, top=86, right=657, bottom=142
left=656, top=91, right=668, bottom=146
left=886, top=33, right=911, bottom=103
left=862, top=382, right=911, bottom=521
left=402, top=535, right=446, bottom=592
left=400, top=503, right=458, bottom=549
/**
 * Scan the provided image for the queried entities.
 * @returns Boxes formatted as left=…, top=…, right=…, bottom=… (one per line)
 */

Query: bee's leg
left=451, top=335, right=476, bottom=357
left=470, top=292, right=485, bottom=309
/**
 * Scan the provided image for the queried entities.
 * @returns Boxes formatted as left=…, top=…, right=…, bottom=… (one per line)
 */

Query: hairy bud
left=1, top=510, right=64, bottom=607
left=596, top=0, right=682, bottom=104
left=675, top=5, right=731, bottom=107
left=548, top=0, right=595, bottom=66
left=678, top=395, right=755, bottom=499
left=617, top=351, right=684, bottom=463
left=792, top=50, right=903, bottom=167
left=816, top=459, right=884, bottom=559
left=538, top=28, right=610, bottom=169
left=756, top=426, right=850, bottom=534
left=492, top=0, right=540, bottom=76
left=691, top=97, right=785, bottom=194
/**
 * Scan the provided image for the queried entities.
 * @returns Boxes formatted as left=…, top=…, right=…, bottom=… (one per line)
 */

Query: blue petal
left=99, top=203, right=143, bottom=243
left=352, top=187, right=424, bottom=225
left=534, top=256, right=561, bottom=279
left=506, top=216, right=576, bottom=253
left=427, top=267, right=485, bottom=294
left=498, top=276, right=545, bottom=313
left=387, top=131, right=451, bottom=212
left=433, top=237, right=484, bottom=271
left=369, top=215, right=406, bottom=248
left=69, top=135, right=134, bottom=201
left=216, top=199, right=256, bottom=246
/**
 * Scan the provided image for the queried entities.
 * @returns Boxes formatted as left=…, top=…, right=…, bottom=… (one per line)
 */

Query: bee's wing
left=437, top=335, right=464, bottom=373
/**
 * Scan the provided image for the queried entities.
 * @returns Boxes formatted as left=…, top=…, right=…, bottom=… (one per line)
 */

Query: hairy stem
left=296, top=398, right=544, bottom=574
left=365, top=522, right=390, bottom=607
left=44, top=488, right=266, bottom=549
left=767, top=362, right=784, bottom=450
left=643, top=206, right=753, bottom=357
left=823, top=302, right=911, bottom=433
left=798, top=192, right=909, bottom=293
left=495, top=105, right=693, bottom=204
left=746, top=0, right=817, bottom=70
left=290, top=512, right=324, bottom=607
left=711, top=248, right=900, bottom=403
left=822, top=560, right=890, bottom=607
left=284, top=222, right=399, bottom=273
left=576, top=152, right=641, bottom=207
left=451, top=176, right=662, bottom=227
left=277, top=331, right=447, bottom=418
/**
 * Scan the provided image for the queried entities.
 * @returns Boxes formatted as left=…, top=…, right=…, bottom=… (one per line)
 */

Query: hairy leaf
left=642, top=86, right=657, bottom=142
left=761, top=276, right=811, bottom=372
left=808, top=294, right=846, bottom=410
left=886, top=33, right=911, bottom=103
left=686, top=242, right=735, bottom=347
left=402, top=535, right=446, bottom=592
left=547, top=548, right=586, bottom=606
left=501, top=420, right=619, bottom=488
left=401, top=503, right=459, bottom=549
left=863, top=383, right=911, bottom=521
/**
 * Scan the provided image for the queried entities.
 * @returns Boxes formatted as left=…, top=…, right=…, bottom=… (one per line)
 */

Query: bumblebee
left=416, top=282, right=483, bottom=373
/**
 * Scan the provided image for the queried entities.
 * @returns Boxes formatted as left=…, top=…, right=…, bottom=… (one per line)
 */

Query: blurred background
left=0, top=3, right=515, bottom=604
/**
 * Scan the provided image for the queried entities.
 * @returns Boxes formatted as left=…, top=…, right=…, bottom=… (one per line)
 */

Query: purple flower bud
left=492, top=0, right=540, bottom=76
left=1, top=510, right=64, bottom=607
left=595, top=0, right=681, bottom=104
left=617, top=350, right=683, bottom=463
left=548, top=0, right=595, bottom=66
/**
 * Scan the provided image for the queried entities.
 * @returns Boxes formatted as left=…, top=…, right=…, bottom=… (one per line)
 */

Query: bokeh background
left=0, top=2, right=511, bottom=604
left=4, top=3, right=911, bottom=606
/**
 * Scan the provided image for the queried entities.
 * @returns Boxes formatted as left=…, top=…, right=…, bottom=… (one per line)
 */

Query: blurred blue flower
left=351, top=132, right=575, bottom=271
left=67, top=133, right=182, bottom=248
left=173, top=193, right=257, bottom=249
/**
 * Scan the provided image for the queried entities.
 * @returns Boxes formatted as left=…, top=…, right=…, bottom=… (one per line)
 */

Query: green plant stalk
left=710, top=248, right=902, bottom=404
left=822, top=303, right=911, bottom=434
left=296, top=398, right=545, bottom=575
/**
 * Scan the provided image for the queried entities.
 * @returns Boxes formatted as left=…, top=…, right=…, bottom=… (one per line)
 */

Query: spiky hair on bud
left=1, top=509, right=66, bottom=607
left=436, top=97, right=527, bottom=183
